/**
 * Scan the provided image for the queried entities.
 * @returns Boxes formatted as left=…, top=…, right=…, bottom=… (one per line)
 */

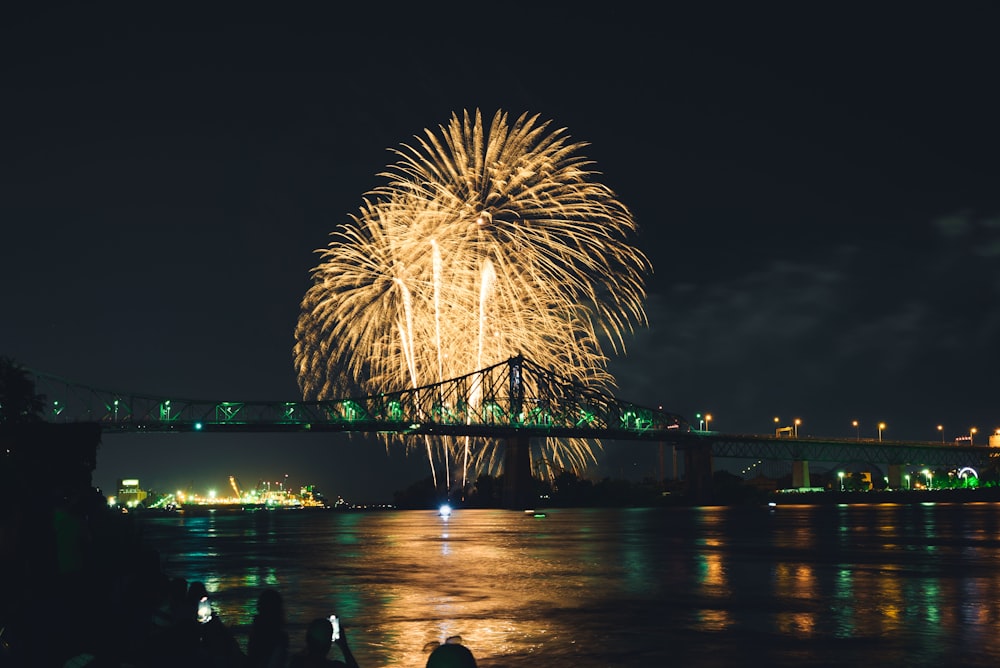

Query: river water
left=134, top=502, right=1000, bottom=667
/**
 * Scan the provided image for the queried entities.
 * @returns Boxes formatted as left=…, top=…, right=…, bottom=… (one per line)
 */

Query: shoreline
left=765, top=487, right=1000, bottom=506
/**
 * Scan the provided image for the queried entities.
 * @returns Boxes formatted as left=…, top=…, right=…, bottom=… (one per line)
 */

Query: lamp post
left=937, top=424, right=944, bottom=443
left=794, top=418, right=801, bottom=438
left=852, top=420, right=859, bottom=440
left=923, top=469, right=932, bottom=490
left=970, top=427, right=977, bottom=446
left=878, top=422, right=886, bottom=442
left=705, top=414, right=712, bottom=431
left=838, top=471, right=845, bottom=491
left=904, top=473, right=910, bottom=490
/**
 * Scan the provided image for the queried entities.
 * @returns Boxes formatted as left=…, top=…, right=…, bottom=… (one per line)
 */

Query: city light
left=852, top=420, right=859, bottom=440
left=878, top=422, right=886, bottom=441
left=794, top=418, right=801, bottom=438
left=838, top=471, right=845, bottom=491
left=937, top=424, right=944, bottom=443
left=970, top=427, right=978, bottom=445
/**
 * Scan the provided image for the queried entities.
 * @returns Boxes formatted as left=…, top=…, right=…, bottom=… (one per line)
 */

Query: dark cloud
left=611, top=215, right=999, bottom=441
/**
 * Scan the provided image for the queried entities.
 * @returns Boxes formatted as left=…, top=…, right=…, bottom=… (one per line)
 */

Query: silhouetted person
left=197, top=598, right=247, bottom=668
left=187, top=580, right=209, bottom=612
left=166, top=576, right=190, bottom=627
left=248, top=588, right=289, bottom=668
left=143, top=580, right=237, bottom=667
left=289, top=617, right=359, bottom=668
left=426, top=642, right=478, bottom=668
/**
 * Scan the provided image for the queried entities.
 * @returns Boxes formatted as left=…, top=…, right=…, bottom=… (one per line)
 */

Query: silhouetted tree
left=467, top=474, right=500, bottom=507
left=0, top=356, right=45, bottom=423
left=549, top=471, right=595, bottom=506
left=712, top=469, right=768, bottom=505
left=392, top=476, right=439, bottom=509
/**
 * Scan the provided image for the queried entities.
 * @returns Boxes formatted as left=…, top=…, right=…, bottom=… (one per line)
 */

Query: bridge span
left=24, top=356, right=999, bottom=506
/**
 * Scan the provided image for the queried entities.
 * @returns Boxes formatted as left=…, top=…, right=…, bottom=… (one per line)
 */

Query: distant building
left=117, top=478, right=147, bottom=507
left=991, top=433, right=1000, bottom=448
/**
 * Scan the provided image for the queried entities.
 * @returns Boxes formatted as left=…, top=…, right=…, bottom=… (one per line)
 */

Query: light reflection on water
left=137, top=503, right=1000, bottom=667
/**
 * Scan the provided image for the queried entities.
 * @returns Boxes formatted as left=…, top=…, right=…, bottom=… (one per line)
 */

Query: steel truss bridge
left=27, top=355, right=998, bottom=504
left=30, top=356, right=690, bottom=440
left=704, top=433, right=997, bottom=470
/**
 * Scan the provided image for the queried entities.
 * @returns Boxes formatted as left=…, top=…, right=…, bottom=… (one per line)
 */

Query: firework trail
left=294, top=109, right=650, bottom=489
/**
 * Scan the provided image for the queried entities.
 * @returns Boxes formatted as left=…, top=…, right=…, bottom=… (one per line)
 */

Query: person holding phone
left=288, top=616, right=360, bottom=668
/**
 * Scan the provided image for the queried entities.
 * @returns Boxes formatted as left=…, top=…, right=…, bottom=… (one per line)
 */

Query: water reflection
left=137, top=504, right=1000, bottom=667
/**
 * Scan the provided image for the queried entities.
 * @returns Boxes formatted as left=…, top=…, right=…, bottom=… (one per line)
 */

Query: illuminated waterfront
left=110, top=475, right=334, bottom=512
left=136, top=503, right=1000, bottom=667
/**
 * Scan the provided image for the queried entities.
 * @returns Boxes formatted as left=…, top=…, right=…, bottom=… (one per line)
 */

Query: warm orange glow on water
left=138, top=504, right=1000, bottom=666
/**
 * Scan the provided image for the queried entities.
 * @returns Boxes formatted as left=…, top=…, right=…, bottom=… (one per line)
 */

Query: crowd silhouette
left=2, top=526, right=479, bottom=667
left=1, top=473, right=479, bottom=667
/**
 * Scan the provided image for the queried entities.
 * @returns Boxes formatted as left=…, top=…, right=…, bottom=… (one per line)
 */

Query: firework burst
left=294, top=109, right=650, bottom=488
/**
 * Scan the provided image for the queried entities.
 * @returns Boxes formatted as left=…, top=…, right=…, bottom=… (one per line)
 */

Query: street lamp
left=878, top=422, right=886, bottom=442
left=705, top=414, right=712, bottom=431
left=904, top=473, right=910, bottom=490
left=838, top=471, right=845, bottom=491
left=970, top=427, right=977, bottom=445
left=794, top=418, right=801, bottom=438
left=937, top=424, right=944, bottom=443
left=852, top=420, right=859, bottom=440
left=922, top=468, right=932, bottom=490
left=696, top=413, right=704, bottom=430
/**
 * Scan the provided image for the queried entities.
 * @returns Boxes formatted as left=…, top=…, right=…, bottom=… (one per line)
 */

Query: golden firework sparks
left=294, top=109, right=650, bottom=489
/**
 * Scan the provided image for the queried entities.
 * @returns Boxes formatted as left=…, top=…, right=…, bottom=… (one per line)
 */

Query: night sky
left=3, top=4, right=999, bottom=503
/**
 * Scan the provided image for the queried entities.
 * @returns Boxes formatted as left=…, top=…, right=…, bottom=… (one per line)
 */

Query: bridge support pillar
left=887, top=464, right=903, bottom=490
left=792, top=460, right=810, bottom=489
left=683, top=443, right=713, bottom=505
left=503, top=433, right=533, bottom=509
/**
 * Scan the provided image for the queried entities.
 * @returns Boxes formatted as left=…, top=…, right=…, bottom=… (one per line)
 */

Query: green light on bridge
left=342, top=400, right=365, bottom=421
